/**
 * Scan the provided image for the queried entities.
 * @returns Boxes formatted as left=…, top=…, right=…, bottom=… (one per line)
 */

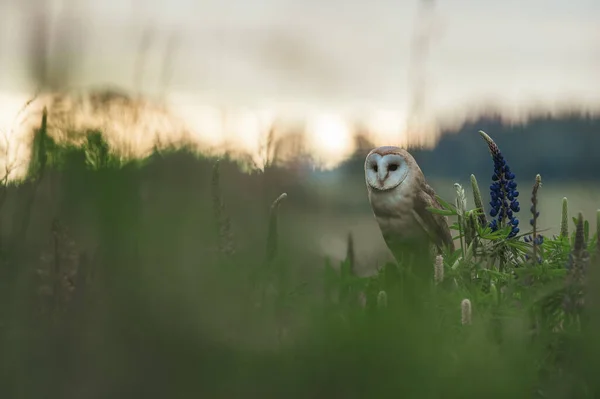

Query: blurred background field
left=0, top=0, right=599, bottom=397
left=0, top=113, right=598, bottom=398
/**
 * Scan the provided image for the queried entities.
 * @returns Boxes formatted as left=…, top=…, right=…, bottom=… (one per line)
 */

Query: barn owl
left=364, top=146, right=455, bottom=272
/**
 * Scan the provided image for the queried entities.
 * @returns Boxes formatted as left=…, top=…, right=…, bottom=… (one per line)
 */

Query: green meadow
left=0, top=111, right=599, bottom=399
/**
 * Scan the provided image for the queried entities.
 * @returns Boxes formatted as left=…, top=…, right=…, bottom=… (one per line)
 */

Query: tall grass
left=0, top=115, right=598, bottom=399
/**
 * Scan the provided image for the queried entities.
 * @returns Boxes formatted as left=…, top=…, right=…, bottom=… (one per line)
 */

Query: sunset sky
left=0, top=0, right=598, bottom=177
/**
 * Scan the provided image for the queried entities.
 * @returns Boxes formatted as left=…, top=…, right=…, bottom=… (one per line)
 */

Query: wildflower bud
left=574, top=212, right=585, bottom=253
left=470, top=174, right=487, bottom=227
left=434, top=254, right=444, bottom=284
left=529, top=174, right=543, bottom=263
left=377, top=290, right=388, bottom=308
left=461, top=298, right=472, bottom=325
left=560, top=197, right=569, bottom=238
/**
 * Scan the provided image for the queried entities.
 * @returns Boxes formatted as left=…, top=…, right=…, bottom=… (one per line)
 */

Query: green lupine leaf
left=505, top=240, right=530, bottom=252
left=426, top=207, right=455, bottom=216
left=435, top=195, right=457, bottom=212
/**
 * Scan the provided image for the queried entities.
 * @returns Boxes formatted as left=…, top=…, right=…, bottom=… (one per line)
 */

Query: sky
left=0, top=0, right=598, bottom=177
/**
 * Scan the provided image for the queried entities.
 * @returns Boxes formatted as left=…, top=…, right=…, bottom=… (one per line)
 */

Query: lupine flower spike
left=479, top=131, right=520, bottom=238
left=470, top=174, right=487, bottom=227
left=563, top=212, right=589, bottom=315
left=524, top=175, right=543, bottom=263
left=461, top=298, right=472, bottom=325
left=560, top=197, right=569, bottom=239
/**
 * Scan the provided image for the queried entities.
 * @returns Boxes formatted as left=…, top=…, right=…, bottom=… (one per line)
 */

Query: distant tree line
left=338, top=113, right=600, bottom=183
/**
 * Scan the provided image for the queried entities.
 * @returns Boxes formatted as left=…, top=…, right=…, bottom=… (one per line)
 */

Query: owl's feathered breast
left=369, top=175, right=427, bottom=242
left=369, top=175, right=454, bottom=252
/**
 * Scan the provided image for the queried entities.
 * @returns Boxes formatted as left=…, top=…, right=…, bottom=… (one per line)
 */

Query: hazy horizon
left=0, top=0, right=598, bottom=179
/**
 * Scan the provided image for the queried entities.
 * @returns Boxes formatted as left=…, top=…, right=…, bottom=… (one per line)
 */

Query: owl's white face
left=365, top=152, right=410, bottom=191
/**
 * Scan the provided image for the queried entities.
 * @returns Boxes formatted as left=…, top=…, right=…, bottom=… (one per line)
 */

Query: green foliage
left=83, top=130, right=112, bottom=170
left=0, top=126, right=598, bottom=399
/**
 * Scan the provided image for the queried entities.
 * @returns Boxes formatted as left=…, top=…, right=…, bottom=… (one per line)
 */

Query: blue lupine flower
left=479, top=131, right=520, bottom=238
left=525, top=232, right=544, bottom=263
left=524, top=253, right=543, bottom=263
left=529, top=205, right=540, bottom=226
left=523, top=234, right=544, bottom=245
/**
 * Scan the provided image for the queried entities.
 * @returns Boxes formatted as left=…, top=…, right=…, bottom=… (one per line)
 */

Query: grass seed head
left=377, top=290, right=388, bottom=308
left=454, top=183, right=467, bottom=217
left=461, top=298, right=472, bottom=325
left=455, top=183, right=468, bottom=256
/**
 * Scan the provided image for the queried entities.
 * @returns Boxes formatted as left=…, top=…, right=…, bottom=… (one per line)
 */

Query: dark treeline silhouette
left=339, top=113, right=600, bottom=183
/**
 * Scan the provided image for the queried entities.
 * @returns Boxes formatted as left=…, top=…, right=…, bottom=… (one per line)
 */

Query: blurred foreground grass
left=0, top=117, right=599, bottom=399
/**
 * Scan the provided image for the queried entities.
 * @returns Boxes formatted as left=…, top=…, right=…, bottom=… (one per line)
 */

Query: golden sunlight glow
left=0, top=89, right=492, bottom=182
left=305, top=113, right=355, bottom=169
left=223, top=108, right=275, bottom=168
left=169, top=100, right=225, bottom=149
left=0, top=92, right=38, bottom=180
left=4, top=87, right=587, bottom=182
left=365, top=110, right=408, bottom=147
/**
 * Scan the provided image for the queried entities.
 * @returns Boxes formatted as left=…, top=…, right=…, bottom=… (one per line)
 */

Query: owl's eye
left=388, top=164, right=399, bottom=171
left=372, top=164, right=378, bottom=172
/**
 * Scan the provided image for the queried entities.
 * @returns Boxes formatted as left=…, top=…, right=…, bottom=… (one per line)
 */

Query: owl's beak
left=377, top=171, right=388, bottom=187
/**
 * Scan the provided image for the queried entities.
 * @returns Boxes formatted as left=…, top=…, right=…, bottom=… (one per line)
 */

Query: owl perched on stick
left=364, top=146, right=454, bottom=277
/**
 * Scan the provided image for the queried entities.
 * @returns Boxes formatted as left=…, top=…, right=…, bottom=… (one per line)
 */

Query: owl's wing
left=411, top=181, right=455, bottom=253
